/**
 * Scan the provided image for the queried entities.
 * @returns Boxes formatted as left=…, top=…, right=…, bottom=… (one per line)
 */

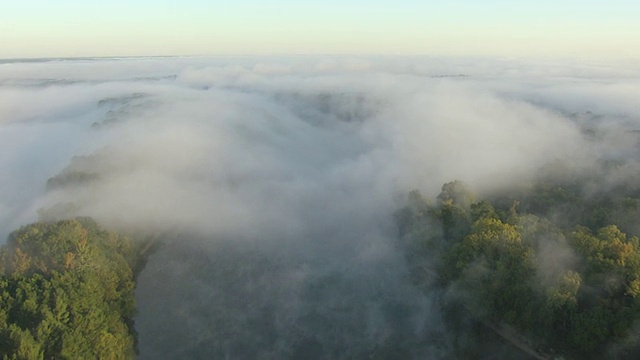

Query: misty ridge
left=1, top=56, right=640, bottom=359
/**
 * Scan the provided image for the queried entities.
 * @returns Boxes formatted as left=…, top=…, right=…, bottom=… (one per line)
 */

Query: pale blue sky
left=1, top=0, right=638, bottom=58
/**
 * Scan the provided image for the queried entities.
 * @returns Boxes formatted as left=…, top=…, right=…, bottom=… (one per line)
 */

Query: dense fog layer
left=1, top=56, right=639, bottom=358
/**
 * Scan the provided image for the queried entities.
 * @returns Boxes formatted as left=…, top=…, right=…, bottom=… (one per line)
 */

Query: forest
left=0, top=218, right=150, bottom=359
left=397, top=165, right=640, bottom=359
left=6, top=169, right=640, bottom=359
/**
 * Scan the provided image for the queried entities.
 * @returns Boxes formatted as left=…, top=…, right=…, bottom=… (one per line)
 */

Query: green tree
left=0, top=218, right=146, bottom=359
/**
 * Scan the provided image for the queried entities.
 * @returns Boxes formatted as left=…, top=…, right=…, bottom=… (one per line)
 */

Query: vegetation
left=0, top=218, right=148, bottom=359
left=397, top=177, right=640, bottom=359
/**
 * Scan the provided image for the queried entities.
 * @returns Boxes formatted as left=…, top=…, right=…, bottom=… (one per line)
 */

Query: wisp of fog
left=1, top=56, right=639, bottom=358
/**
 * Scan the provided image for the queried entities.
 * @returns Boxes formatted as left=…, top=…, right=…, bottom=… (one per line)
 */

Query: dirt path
left=481, top=319, right=553, bottom=360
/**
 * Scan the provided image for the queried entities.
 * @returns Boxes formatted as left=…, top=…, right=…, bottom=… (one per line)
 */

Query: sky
left=1, top=1, right=639, bottom=60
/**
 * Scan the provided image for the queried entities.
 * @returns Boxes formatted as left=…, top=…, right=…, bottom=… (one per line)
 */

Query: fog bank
left=1, top=56, right=638, bottom=358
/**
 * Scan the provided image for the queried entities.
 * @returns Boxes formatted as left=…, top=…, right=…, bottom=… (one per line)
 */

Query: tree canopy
left=0, top=218, right=148, bottom=360
left=397, top=180, right=640, bottom=359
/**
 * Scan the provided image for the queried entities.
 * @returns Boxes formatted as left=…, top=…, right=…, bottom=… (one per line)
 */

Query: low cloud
left=1, top=56, right=637, bottom=358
